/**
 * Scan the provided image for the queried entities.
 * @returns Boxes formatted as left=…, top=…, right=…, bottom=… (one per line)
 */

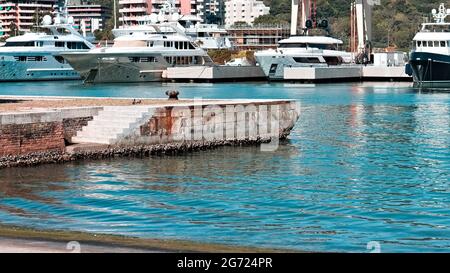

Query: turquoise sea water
left=0, top=81, right=449, bottom=252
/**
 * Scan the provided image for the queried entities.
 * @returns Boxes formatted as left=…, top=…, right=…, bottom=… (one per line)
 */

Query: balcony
left=119, top=7, right=147, bottom=13
left=119, top=0, right=148, bottom=4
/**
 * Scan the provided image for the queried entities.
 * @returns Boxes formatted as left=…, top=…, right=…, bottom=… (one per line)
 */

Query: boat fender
left=405, top=63, right=413, bottom=76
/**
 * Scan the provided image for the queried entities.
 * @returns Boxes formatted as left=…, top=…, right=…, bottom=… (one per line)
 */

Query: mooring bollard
left=166, top=90, right=179, bottom=100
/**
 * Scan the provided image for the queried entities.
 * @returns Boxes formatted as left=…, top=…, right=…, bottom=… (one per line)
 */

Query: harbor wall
left=0, top=99, right=300, bottom=168
left=0, top=107, right=102, bottom=157
left=119, top=101, right=299, bottom=146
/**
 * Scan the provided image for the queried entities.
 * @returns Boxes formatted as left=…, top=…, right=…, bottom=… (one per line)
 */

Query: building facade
left=0, top=0, right=109, bottom=37
left=224, top=0, right=270, bottom=27
left=118, top=0, right=215, bottom=26
left=0, top=0, right=59, bottom=36
left=203, top=0, right=224, bottom=24
left=67, top=0, right=111, bottom=33
left=226, top=24, right=290, bottom=50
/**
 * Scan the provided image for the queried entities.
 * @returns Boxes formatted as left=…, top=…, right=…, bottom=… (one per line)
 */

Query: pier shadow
left=0, top=99, right=28, bottom=104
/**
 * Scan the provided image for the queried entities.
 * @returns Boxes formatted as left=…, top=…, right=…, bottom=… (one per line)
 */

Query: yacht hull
left=0, top=54, right=80, bottom=81
left=255, top=53, right=327, bottom=80
left=409, top=52, right=450, bottom=88
left=61, top=53, right=168, bottom=83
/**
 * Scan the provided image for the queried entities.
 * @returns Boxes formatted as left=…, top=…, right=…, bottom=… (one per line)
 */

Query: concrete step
left=81, top=124, right=128, bottom=132
left=87, top=118, right=140, bottom=126
left=71, top=136, right=113, bottom=145
left=76, top=130, right=122, bottom=139
left=72, top=106, right=155, bottom=145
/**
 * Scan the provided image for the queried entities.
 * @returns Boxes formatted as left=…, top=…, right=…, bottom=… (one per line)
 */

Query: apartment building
left=204, top=0, right=224, bottom=24
left=0, top=0, right=59, bottom=35
left=224, top=0, right=270, bottom=27
left=119, top=0, right=207, bottom=26
left=67, top=0, right=111, bottom=33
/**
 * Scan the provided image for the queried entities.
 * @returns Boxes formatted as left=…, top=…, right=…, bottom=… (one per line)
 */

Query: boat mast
left=113, top=0, right=117, bottom=29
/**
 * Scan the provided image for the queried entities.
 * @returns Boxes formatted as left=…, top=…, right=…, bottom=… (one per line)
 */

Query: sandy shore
left=0, top=225, right=289, bottom=253
left=0, top=237, right=161, bottom=253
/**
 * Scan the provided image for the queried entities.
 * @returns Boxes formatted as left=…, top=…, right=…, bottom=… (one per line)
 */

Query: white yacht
left=254, top=36, right=353, bottom=80
left=112, top=0, right=232, bottom=50
left=407, top=3, right=450, bottom=88
left=60, top=24, right=214, bottom=83
left=0, top=14, right=94, bottom=81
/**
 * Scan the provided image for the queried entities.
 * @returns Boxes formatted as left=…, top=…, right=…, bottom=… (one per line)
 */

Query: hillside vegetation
left=261, top=0, right=443, bottom=50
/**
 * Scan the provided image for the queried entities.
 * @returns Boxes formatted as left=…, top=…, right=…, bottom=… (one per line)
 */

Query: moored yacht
left=112, top=0, right=232, bottom=50
left=0, top=13, right=94, bottom=81
left=254, top=35, right=353, bottom=80
left=60, top=24, right=214, bottom=83
left=408, top=3, right=450, bottom=88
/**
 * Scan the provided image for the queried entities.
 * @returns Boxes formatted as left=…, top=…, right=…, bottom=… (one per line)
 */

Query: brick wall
left=0, top=121, right=65, bottom=157
left=63, top=117, right=93, bottom=143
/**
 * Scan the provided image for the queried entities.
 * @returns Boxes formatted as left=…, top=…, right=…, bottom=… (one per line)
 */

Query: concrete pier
left=283, top=65, right=411, bottom=82
left=164, top=66, right=267, bottom=82
left=0, top=97, right=300, bottom=168
left=163, top=65, right=410, bottom=83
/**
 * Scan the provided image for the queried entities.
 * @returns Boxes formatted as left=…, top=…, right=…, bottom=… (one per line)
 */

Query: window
left=164, top=41, right=174, bottom=48
left=67, top=42, right=90, bottom=50
left=14, top=56, right=47, bottom=62
left=36, top=41, right=44, bottom=47
left=423, top=41, right=427, bottom=47
left=293, top=57, right=321, bottom=63
left=428, top=41, right=433, bottom=47
left=54, top=56, right=66, bottom=64
left=434, top=41, right=440, bottom=47
left=5, top=41, right=35, bottom=47
left=441, top=41, right=446, bottom=47
left=55, top=41, right=65, bottom=47
left=417, top=41, right=422, bottom=47
left=279, top=43, right=307, bottom=48
left=129, top=57, right=156, bottom=63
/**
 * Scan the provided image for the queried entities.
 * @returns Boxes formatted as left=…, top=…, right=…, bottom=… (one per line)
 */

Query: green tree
left=254, top=14, right=287, bottom=25
left=231, top=21, right=251, bottom=28
left=9, top=22, right=19, bottom=37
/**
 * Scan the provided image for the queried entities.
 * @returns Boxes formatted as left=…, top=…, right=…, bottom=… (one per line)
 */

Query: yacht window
left=67, top=42, right=90, bottom=50
left=5, top=41, right=35, bottom=47
left=164, top=56, right=195, bottom=65
left=129, top=57, right=156, bottom=63
left=422, top=41, right=427, bottom=47
left=14, top=56, right=47, bottom=62
left=309, top=43, right=337, bottom=50
left=147, top=41, right=154, bottom=47
left=441, top=41, right=446, bottom=47
left=428, top=41, right=433, bottom=47
left=174, top=41, right=190, bottom=50
left=323, top=56, right=343, bottom=66
left=164, top=41, right=174, bottom=48
left=434, top=41, right=440, bottom=47
left=279, top=43, right=307, bottom=48
left=293, top=57, right=321, bottom=63
left=36, top=41, right=44, bottom=47
left=14, top=56, right=27, bottom=62
left=417, top=41, right=422, bottom=47
left=54, top=56, right=66, bottom=64
left=189, top=43, right=195, bottom=49
left=55, top=41, right=65, bottom=47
